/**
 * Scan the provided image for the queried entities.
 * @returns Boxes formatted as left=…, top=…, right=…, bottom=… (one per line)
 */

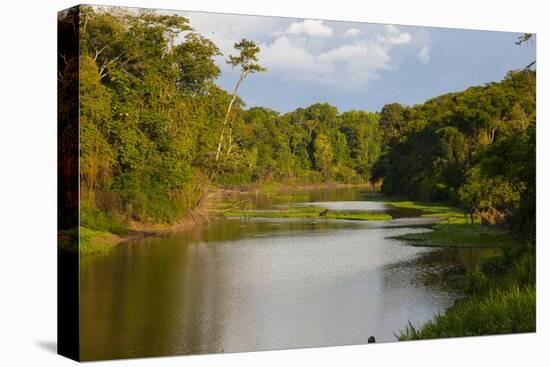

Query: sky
left=175, top=10, right=535, bottom=113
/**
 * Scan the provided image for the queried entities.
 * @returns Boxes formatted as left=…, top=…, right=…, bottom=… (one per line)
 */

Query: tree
left=372, top=69, right=535, bottom=208
left=174, top=33, right=221, bottom=95
left=194, top=39, right=266, bottom=209
left=515, top=33, right=533, bottom=46
left=379, top=103, right=407, bottom=147
left=214, top=39, right=266, bottom=162
left=314, top=133, right=334, bottom=179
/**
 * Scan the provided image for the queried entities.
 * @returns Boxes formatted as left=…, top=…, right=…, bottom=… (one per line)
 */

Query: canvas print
left=57, top=4, right=536, bottom=361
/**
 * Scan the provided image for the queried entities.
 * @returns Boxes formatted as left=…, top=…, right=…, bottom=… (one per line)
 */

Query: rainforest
left=58, top=6, right=536, bottom=359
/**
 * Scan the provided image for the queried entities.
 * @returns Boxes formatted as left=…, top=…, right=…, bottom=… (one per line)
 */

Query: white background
left=0, top=0, right=548, bottom=365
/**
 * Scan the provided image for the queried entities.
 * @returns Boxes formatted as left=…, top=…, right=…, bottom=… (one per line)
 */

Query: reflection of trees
left=80, top=235, right=227, bottom=359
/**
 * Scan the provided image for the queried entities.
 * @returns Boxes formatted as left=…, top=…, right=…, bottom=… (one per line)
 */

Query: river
left=79, top=187, right=500, bottom=360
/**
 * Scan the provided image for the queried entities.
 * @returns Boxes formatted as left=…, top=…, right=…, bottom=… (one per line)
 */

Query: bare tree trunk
left=194, top=71, right=248, bottom=210
left=215, top=71, right=246, bottom=162
left=194, top=167, right=218, bottom=209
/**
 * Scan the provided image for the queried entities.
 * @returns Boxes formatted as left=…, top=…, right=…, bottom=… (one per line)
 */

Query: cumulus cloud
left=259, top=36, right=333, bottom=77
left=183, top=12, right=286, bottom=71
left=343, top=28, right=363, bottom=37
left=185, top=11, right=420, bottom=94
left=274, top=19, right=334, bottom=38
left=377, top=25, right=412, bottom=45
left=259, top=24, right=412, bottom=90
left=418, top=45, right=430, bottom=64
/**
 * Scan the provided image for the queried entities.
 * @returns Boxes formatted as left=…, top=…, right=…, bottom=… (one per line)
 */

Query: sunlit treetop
left=227, top=39, right=267, bottom=75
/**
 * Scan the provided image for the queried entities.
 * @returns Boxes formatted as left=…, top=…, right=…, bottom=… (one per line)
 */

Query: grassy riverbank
left=222, top=206, right=391, bottom=221
left=73, top=182, right=376, bottom=255
left=58, top=227, right=123, bottom=255
left=381, top=200, right=535, bottom=339
left=64, top=201, right=215, bottom=255
left=395, top=223, right=516, bottom=248
left=74, top=184, right=515, bottom=254
left=386, top=201, right=517, bottom=248
left=398, top=245, right=536, bottom=339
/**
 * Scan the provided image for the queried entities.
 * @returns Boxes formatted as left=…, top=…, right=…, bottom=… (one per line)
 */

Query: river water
left=79, top=187, right=500, bottom=360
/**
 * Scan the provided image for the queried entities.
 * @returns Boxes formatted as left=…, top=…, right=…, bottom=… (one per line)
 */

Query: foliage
left=227, top=39, right=266, bottom=74
left=79, top=227, right=120, bottom=255
left=398, top=284, right=535, bottom=339
left=75, top=7, right=383, bottom=229
left=69, top=6, right=537, bottom=341
left=372, top=69, right=536, bottom=239
left=398, top=248, right=535, bottom=339
left=73, top=7, right=535, bottom=260
left=174, top=33, right=221, bottom=95
left=58, top=226, right=120, bottom=255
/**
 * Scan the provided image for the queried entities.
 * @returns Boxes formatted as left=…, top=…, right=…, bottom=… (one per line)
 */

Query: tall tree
left=195, top=39, right=266, bottom=208
left=215, top=39, right=266, bottom=162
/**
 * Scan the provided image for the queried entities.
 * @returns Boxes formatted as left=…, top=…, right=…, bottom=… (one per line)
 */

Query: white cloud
left=274, top=19, right=334, bottom=38
left=418, top=45, right=430, bottom=65
left=183, top=12, right=286, bottom=71
left=184, top=11, right=419, bottom=94
left=343, top=28, right=363, bottom=37
left=377, top=25, right=412, bottom=45
left=259, top=36, right=333, bottom=76
left=259, top=24, right=412, bottom=91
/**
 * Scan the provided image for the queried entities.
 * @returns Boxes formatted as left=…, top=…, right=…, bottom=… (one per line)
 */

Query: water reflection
left=79, top=188, right=500, bottom=360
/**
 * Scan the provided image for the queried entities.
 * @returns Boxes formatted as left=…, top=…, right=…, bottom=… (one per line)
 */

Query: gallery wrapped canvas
left=58, top=4, right=536, bottom=362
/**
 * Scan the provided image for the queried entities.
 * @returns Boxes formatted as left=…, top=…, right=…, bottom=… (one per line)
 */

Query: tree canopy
left=62, top=6, right=535, bottom=241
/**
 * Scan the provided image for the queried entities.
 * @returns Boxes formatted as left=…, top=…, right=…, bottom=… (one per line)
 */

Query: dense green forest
left=66, top=6, right=383, bottom=231
left=58, top=6, right=536, bottom=240
left=372, top=69, right=536, bottom=238
left=59, top=6, right=536, bottom=342
left=67, top=7, right=535, bottom=238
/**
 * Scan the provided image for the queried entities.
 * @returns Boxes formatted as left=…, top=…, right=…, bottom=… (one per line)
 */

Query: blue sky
left=180, top=11, right=535, bottom=113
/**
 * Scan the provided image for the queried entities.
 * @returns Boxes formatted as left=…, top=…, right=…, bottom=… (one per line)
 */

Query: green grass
left=80, top=205, right=128, bottom=236
left=222, top=208, right=392, bottom=221
left=386, top=200, right=463, bottom=214
left=384, top=199, right=517, bottom=248
left=398, top=284, right=535, bottom=340
left=58, top=226, right=120, bottom=255
left=397, top=240, right=535, bottom=340
left=420, top=212, right=471, bottom=224
left=394, top=223, right=516, bottom=248
left=327, top=212, right=392, bottom=221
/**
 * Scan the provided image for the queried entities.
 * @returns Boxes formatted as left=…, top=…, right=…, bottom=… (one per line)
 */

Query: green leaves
left=174, top=33, right=221, bottom=95
left=374, top=69, right=535, bottom=234
left=227, top=39, right=266, bottom=75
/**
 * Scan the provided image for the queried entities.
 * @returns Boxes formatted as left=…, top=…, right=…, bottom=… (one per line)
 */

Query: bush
left=398, top=245, right=536, bottom=340
left=464, top=266, right=490, bottom=295
left=80, top=205, right=128, bottom=236
left=398, top=284, right=535, bottom=340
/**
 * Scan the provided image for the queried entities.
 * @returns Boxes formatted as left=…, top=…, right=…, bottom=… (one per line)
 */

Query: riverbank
left=71, top=183, right=536, bottom=339
left=60, top=211, right=217, bottom=256
left=386, top=201, right=518, bottom=248
left=397, top=244, right=535, bottom=339
left=383, top=201, right=535, bottom=339
left=71, top=183, right=519, bottom=255
left=69, top=181, right=377, bottom=255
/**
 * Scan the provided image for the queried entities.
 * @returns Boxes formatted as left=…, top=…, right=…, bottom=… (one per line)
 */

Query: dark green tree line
left=372, top=69, right=536, bottom=238
left=70, top=6, right=383, bottom=229
left=66, top=6, right=535, bottom=238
